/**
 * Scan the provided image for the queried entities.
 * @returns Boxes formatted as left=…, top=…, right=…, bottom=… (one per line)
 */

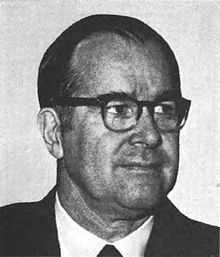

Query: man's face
left=61, top=34, right=180, bottom=217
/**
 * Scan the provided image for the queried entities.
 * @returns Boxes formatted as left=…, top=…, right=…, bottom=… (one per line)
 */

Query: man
left=0, top=14, right=219, bottom=256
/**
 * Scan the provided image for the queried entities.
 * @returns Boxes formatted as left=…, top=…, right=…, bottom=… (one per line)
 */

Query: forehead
left=70, top=32, right=180, bottom=100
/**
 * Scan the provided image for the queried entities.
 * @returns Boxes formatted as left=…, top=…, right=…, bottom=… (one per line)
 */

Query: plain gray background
left=0, top=0, right=219, bottom=226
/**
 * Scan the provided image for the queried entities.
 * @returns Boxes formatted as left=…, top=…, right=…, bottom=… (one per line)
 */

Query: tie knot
left=97, top=244, right=123, bottom=257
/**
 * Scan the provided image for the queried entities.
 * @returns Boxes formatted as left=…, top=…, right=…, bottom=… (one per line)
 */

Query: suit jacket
left=0, top=187, right=219, bottom=256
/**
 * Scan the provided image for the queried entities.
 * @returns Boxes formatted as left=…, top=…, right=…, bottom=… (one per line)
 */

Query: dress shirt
left=55, top=193, right=154, bottom=257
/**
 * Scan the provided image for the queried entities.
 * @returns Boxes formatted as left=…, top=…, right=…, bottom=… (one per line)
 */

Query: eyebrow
left=154, top=90, right=182, bottom=102
left=98, top=91, right=135, bottom=99
left=98, top=89, right=182, bottom=102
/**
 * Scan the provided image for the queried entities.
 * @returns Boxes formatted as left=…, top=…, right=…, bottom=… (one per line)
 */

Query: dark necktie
left=97, top=244, right=123, bottom=257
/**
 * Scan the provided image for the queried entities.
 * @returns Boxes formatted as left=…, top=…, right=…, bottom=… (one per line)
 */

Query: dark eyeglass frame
left=53, top=93, right=191, bottom=133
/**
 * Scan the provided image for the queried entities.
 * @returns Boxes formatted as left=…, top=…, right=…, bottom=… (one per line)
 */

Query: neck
left=56, top=161, right=151, bottom=242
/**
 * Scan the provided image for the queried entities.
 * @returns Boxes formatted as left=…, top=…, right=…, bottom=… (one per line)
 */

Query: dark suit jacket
left=0, top=187, right=219, bottom=256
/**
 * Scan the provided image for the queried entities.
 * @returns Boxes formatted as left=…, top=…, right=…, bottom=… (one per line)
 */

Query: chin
left=116, top=183, right=166, bottom=215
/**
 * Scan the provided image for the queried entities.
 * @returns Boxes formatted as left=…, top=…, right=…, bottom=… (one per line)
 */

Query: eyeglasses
left=54, top=93, right=191, bottom=133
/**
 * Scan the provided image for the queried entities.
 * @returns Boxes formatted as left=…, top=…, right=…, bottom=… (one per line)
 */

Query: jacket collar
left=144, top=197, right=188, bottom=256
left=42, top=188, right=185, bottom=256
left=38, top=186, right=61, bottom=256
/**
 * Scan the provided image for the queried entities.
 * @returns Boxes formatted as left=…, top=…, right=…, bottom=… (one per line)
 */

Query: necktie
left=97, top=244, right=123, bottom=257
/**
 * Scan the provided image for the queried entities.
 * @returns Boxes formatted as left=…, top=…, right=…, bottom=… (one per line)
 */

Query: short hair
left=37, top=14, right=180, bottom=109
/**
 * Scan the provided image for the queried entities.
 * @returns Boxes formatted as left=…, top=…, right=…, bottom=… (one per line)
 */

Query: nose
left=129, top=107, right=162, bottom=149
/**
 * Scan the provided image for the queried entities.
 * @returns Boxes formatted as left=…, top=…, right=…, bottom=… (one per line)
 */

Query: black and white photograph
left=0, top=1, right=219, bottom=256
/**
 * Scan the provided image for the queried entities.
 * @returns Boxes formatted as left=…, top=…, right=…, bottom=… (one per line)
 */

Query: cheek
left=62, top=111, right=119, bottom=193
left=161, top=132, right=179, bottom=191
left=84, top=127, right=120, bottom=183
left=163, top=132, right=179, bottom=160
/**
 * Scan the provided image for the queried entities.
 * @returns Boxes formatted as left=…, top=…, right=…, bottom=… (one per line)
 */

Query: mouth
left=117, top=162, right=161, bottom=174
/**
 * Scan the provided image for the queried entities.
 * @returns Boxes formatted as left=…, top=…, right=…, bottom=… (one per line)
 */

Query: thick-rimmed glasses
left=54, top=93, right=191, bottom=133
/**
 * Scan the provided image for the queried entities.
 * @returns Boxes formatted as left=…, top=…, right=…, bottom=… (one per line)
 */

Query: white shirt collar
left=55, top=193, right=154, bottom=257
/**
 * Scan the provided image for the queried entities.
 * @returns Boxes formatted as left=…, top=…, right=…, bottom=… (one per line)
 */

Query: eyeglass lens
left=103, top=99, right=187, bottom=132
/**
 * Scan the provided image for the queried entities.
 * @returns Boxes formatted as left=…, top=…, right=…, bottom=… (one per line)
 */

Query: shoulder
left=0, top=200, right=44, bottom=219
left=182, top=215, right=219, bottom=247
left=0, top=201, right=43, bottom=254
left=167, top=201, right=219, bottom=256
left=148, top=199, right=219, bottom=256
left=0, top=200, right=47, bottom=231
left=0, top=188, right=58, bottom=255
left=0, top=189, right=55, bottom=230
left=0, top=200, right=42, bottom=229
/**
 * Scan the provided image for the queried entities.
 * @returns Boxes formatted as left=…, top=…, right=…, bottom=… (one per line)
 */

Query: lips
left=115, top=158, right=162, bottom=174
left=114, top=153, right=164, bottom=173
left=119, top=162, right=160, bottom=169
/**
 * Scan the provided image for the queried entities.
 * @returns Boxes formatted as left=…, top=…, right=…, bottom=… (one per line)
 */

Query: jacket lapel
left=42, top=191, right=183, bottom=256
left=144, top=198, right=185, bottom=256
left=35, top=186, right=61, bottom=256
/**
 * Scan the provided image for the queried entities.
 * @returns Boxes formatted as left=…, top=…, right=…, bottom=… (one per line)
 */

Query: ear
left=37, top=108, right=64, bottom=159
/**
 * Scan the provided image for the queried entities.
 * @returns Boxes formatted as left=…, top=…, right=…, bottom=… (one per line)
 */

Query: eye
left=107, top=105, right=133, bottom=117
left=154, top=101, right=177, bottom=116
left=105, top=100, right=137, bottom=118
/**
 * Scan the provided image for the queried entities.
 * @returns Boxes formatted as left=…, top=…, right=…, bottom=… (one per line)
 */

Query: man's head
left=37, top=15, right=190, bottom=217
